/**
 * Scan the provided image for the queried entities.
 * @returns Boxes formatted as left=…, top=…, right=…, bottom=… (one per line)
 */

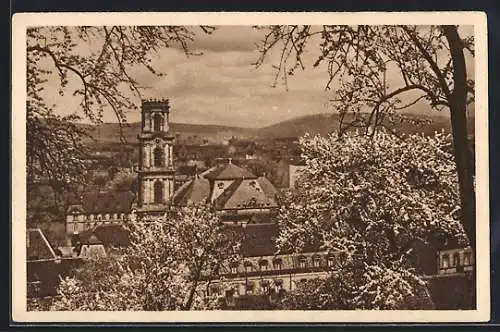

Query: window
left=153, top=113, right=163, bottom=132
left=453, top=252, right=461, bottom=267
left=97, top=214, right=102, bottom=221
left=327, top=256, right=335, bottom=268
left=260, top=280, right=270, bottom=293
left=210, top=286, right=220, bottom=296
left=154, top=181, right=163, bottom=204
left=299, top=257, right=307, bottom=269
left=463, top=252, right=471, bottom=266
left=442, top=254, right=450, bottom=268
left=274, top=279, right=283, bottom=291
left=246, top=281, right=255, bottom=294
left=259, top=260, right=268, bottom=271
left=231, top=266, right=238, bottom=274
left=154, top=146, right=164, bottom=167
left=313, top=257, right=321, bottom=268
left=273, top=259, right=282, bottom=271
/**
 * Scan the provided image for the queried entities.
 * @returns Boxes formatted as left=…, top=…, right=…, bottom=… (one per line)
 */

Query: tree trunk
left=184, top=260, right=204, bottom=310
left=442, top=26, right=476, bottom=252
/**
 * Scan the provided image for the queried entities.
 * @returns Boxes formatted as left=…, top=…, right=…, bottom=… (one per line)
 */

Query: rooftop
left=214, top=177, right=278, bottom=210
left=67, top=190, right=135, bottom=214
left=172, top=176, right=210, bottom=206
left=202, top=161, right=257, bottom=181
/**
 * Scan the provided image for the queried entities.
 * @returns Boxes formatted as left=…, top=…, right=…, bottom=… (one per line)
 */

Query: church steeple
left=135, top=98, right=176, bottom=215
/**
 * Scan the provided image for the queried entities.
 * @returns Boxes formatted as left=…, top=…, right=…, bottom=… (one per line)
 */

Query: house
left=65, top=190, right=135, bottom=234
left=27, top=228, right=83, bottom=298
left=172, top=159, right=279, bottom=224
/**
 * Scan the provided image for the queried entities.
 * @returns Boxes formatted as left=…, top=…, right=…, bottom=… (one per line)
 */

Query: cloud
left=180, top=26, right=264, bottom=53
left=45, top=25, right=476, bottom=127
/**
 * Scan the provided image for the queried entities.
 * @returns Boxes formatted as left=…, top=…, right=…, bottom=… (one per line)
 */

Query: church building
left=134, top=98, right=175, bottom=217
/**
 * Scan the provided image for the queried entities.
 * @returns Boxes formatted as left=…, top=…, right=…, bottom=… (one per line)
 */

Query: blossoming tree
left=254, top=25, right=475, bottom=251
left=50, top=203, right=240, bottom=311
left=276, top=130, right=466, bottom=309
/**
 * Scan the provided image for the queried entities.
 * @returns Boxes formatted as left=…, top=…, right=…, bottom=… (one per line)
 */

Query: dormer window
left=259, top=259, right=268, bottom=271
left=313, top=256, right=321, bottom=268
left=442, top=254, right=450, bottom=269
left=453, top=252, right=460, bottom=267
left=327, top=256, right=335, bottom=268
left=217, top=182, right=225, bottom=189
left=273, top=258, right=282, bottom=271
left=244, top=261, right=253, bottom=272
left=463, top=252, right=471, bottom=266
left=299, top=257, right=307, bottom=269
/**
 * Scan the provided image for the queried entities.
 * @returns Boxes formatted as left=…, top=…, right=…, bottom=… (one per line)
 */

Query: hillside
left=83, top=122, right=257, bottom=145
left=257, top=112, right=475, bottom=138
left=81, top=112, right=475, bottom=146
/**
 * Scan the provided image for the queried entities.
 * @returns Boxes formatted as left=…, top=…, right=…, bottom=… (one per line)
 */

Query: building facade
left=65, top=191, right=135, bottom=234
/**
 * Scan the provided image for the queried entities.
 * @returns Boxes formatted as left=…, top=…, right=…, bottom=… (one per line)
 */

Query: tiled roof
left=402, top=284, right=435, bottom=309
left=203, top=162, right=257, bottom=181
left=214, top=178, right=278, bottom=210
left=172, top=176, right=210, bottom=206
left=79, top=224, right=130, bottom=247
left=227, top=223, right=279, bottom=257
left=257, top=176, right=279, bottom=197
left=74, top=190, right=135, bottom=214
left=27, top=228, right=57, bottom=261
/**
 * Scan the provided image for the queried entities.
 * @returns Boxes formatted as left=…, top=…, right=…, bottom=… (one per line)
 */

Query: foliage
left=255, top=25, right=474, bottom=133
left=50, top=204, right=240, bottom=311
left=106, top=169, right=138, bottom=193
left=26, top=26, right=214, bottom=192
left=245, top=158, right=287, bottom=188
left=255, top=25, right=476, bottom=249
left=276, top=130, right=466, bottom=309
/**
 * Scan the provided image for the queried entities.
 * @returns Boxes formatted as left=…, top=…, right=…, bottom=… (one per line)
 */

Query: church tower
left=136, top=98, right=175, bottom=215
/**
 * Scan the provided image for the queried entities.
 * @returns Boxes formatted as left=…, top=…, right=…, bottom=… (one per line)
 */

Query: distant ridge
left=81, top=112, right=474, bottom=145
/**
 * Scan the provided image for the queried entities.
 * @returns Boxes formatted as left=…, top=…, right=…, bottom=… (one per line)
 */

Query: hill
left=257, top=112, right=474, bottom=138
left=83, top=122, right=257, bottom=145
left=81, top=112, right=474, bottom=146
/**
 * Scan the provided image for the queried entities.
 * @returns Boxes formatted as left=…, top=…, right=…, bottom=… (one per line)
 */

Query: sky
left=43, top=25, right=474, bottom=128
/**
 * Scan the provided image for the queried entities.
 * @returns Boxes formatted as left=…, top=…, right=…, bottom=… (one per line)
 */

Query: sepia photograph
left=11, top=12, right=489, bottom=323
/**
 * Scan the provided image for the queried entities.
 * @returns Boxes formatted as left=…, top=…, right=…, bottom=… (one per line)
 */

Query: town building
left=65, top=190, right=134, bottom=234
left=59, top=97, right=475, bottom=310
left=172, top=158, right=279, bottom=225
